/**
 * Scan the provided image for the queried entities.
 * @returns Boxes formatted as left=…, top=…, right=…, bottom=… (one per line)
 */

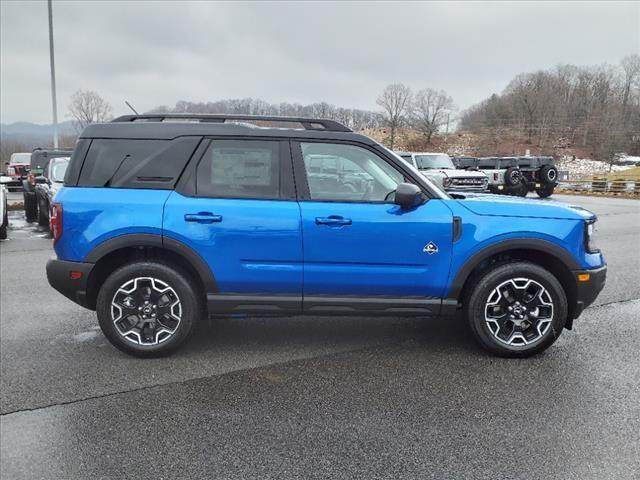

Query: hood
left=455, top=193, right=596, bottom=221
left=440, top=169, right=487, bottom=179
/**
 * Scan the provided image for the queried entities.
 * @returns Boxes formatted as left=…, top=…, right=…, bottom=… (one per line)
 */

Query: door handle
left=184, top=212, right=223, bottom=223
left=315, top=215, right=352, bottom=227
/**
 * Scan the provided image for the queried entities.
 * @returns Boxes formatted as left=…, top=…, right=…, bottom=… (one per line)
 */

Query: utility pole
left=48, top=0, right=59, bottom=148
left=445, top=113, right=450, bottom=134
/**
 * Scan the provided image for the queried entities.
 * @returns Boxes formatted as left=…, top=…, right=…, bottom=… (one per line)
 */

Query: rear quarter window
left=77, top=137, right=201, bottom=189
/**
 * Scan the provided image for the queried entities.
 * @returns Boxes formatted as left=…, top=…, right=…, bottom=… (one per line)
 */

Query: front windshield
left=415, top=154, right=454, bottom=170
left=10, top=153, right=31, bottom=164
left=50, top=159, right=69, bottom=182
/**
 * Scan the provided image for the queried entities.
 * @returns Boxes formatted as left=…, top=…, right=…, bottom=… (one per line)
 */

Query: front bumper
left=570, top=264, right=607, bottom=321
left=46, top=258, right=95, bottom=309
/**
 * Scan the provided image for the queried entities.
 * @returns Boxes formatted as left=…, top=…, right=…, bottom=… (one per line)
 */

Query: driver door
left=293, top=141, right=454, bottom=303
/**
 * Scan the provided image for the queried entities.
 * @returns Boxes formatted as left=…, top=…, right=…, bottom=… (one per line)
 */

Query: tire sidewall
left=23, top=192, right=37, bottom=221
left=536, top=185, right=554, bottom=198
left=96, top=261, right=200, bottom=357
left=467, top=262, right=568, bottom=357
left=504, top=167, right=521, bottom=186
left=540, top=165, right=558, bottom=184
left=37, top=195, right=49, bottom=226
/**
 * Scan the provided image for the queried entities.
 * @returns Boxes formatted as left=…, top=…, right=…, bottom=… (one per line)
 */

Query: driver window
left=300, top=142, right=404, bottom=202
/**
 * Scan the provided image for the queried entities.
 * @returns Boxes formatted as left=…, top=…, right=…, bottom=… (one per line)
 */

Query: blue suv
left=46, top=114, right=606, bottom=358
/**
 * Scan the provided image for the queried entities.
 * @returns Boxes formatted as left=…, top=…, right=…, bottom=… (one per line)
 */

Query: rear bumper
left=571, top=264, right=607, bottom=320
left=46, top=258, right=95, bottom=309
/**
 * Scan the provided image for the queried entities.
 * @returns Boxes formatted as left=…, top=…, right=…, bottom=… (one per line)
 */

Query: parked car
left=47, top=114, right=606, bottom=358
left=3, top=152, right=31, bottom=192
left=35, top=157, right=70, bottom=227
left=23, top=148, right=73, bottom=222
left=453, top=155, right=558, bottom=197
left=397, top=152, right=489, bottom=192
left=0, top=176, right=9, bottom=239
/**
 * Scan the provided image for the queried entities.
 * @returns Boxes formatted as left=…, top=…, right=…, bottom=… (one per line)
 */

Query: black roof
left=79, top=114, right=373, bottom=143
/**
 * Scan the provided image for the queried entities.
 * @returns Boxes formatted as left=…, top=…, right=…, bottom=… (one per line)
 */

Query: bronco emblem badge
left=423, top=242, right=439, bottom=254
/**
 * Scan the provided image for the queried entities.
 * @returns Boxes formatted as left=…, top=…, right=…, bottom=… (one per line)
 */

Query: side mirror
left=394, top=183, right=424, bottom=210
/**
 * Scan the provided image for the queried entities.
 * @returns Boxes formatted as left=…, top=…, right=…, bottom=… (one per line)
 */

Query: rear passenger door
left=163, top=138, right=303, bottom=313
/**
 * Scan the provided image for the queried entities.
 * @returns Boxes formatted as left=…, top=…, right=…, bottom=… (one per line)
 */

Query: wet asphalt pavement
left=1, top=194, right=639, bottom=479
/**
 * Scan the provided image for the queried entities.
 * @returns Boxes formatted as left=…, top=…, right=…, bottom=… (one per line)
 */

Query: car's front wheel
left=466, top=261, right=567, bottom=357
left=23, top=192, right=37, bottom=222
left=37, top=194, right=49, bottom=227
left=0, top=210, right=7, bottom=240
left=96, top=261, right=201, bottom=357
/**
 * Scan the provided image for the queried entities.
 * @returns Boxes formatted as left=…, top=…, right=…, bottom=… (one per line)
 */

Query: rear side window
left=77, top=137, right=200, bottom=189
left=196, top=140, right=281, bottom=199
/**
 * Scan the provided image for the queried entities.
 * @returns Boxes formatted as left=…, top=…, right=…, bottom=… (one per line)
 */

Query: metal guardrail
left=558, top=178, right=640, bottom=194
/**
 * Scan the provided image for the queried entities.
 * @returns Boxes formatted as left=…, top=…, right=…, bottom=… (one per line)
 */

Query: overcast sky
left=1, top=1, right=638, bottom=124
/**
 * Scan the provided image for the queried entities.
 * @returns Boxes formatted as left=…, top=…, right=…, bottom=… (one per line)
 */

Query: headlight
left=585, top=220, right=599, bottom=253
left=443, top=178, right=452, bottom=187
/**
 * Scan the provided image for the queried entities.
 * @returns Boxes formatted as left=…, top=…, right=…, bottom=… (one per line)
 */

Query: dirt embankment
left=360, top=128, right=597, bottom=159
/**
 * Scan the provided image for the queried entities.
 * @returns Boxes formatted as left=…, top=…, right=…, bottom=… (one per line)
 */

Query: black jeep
left=22, top=148, right=73, bottom=222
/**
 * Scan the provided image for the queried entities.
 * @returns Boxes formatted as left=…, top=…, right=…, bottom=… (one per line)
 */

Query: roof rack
left=111, top=114, right=352, bottom=132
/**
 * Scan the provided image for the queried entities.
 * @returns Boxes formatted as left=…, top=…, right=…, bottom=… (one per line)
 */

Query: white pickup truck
left=396, top=152, right=489, bottom=192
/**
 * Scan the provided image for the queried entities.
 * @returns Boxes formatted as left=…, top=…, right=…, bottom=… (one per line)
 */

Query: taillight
left=50, top=203, right=63, bottom=243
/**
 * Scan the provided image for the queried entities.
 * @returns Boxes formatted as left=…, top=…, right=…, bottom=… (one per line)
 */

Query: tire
left=23, top=191, right=38, bottom=222
left=37, top=194, right=49, bottom=227
left=96, top=261, right=202, bottom=357
left=466, top=261, right=568, bottom=358
left=539, top=165, right=558, bottom=184
left=504, top=167, right=522, bottom=186
left=536, top=185, right=555, bottom=198
left=0, top=211, right=7, bottom=240
left=513, top=181, right=528, bottom=197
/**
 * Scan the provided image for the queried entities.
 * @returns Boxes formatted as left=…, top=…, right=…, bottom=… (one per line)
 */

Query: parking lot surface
left=1, top=194, right=639, bottom=479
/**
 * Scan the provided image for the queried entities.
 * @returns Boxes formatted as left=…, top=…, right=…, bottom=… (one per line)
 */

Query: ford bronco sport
left=46, top=114, right=606, bottom=358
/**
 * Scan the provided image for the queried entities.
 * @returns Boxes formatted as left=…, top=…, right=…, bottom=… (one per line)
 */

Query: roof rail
left=111, top=114, right=352, bottom=132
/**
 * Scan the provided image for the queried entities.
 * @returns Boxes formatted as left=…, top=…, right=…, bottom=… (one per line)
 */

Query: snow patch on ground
left=558, top=156, right=637, bottom=176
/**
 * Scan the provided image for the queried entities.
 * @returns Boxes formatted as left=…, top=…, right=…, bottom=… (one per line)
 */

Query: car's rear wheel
left=466, top=261, right=567, bottom=357
left=23, top=192, right=37, bottom=222
left=96, top=261, right=201, bottom=357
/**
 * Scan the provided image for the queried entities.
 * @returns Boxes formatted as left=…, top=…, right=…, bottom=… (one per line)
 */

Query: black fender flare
left=448, top=238, right=580, bottom=299
left=84, top=233, right=217, bottom=293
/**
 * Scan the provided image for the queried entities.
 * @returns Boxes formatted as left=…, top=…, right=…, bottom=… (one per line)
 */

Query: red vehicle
left=4, top=152, right=31, bottom=191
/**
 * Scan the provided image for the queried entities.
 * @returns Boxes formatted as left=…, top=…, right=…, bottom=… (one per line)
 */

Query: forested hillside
left=459, top=55, right=640, bottom=161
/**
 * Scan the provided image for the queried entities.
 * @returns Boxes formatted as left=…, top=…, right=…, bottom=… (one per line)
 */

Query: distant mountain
left=1, top=120, right=77, bottom=149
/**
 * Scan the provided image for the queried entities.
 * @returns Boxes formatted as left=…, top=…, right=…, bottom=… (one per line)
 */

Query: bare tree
left=68, top=90, right=113, bottom=132
left=620, top=54, right=640, bottom=120
left=376, top=83, right=412, bottom=149
left=410, top=88, right=455, bottom=143
left=459, top=56, right=640, bottom=160
left=149, top=98, right=384, bottom=131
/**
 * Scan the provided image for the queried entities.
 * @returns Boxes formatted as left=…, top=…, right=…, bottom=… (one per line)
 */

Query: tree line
left=149, top=99, right=384, bottom=132
left=460, top=55, right=640, bottom=161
